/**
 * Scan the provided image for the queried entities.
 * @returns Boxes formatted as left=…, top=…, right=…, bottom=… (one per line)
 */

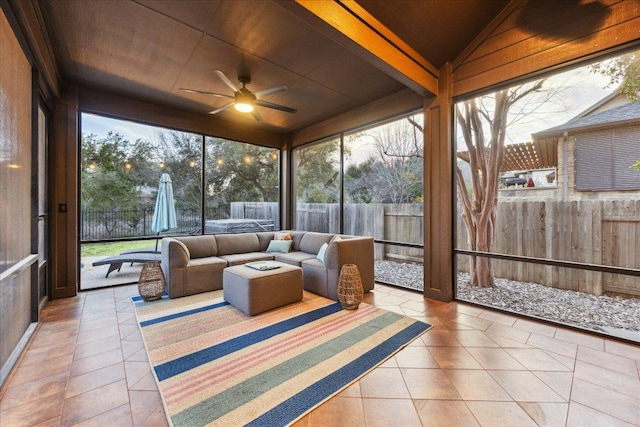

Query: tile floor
left=1, top=284, right=639, bottom=426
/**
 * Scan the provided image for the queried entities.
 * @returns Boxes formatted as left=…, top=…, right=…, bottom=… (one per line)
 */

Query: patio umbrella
left=151, top=173, right=177, bottom=251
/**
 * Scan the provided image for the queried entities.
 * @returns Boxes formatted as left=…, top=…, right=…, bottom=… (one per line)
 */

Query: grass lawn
left=81, top=240, right=158, bottom=257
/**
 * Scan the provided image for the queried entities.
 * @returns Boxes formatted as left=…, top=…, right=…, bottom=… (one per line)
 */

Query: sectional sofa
left=160, top=231, right=374, bottom=300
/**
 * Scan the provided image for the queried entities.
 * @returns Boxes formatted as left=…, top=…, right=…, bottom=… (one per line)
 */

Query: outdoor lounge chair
left=92, top=252, right=162, bottom=278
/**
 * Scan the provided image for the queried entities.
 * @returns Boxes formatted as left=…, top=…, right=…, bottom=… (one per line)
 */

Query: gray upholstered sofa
left=161, top=231, right=374, bottom=300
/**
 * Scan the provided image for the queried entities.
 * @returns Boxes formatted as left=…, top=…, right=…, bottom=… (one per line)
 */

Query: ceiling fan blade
left=255, top=99, right=297, bottom=114
left=251, top=109, right=263, bottom=122
left=208, top=102, right=234, bottom=115
left=254, top=85, right=288, bottom=98
left=180, top=88, right=234, bottom=98
left=213, top=69, right=239, bottom=94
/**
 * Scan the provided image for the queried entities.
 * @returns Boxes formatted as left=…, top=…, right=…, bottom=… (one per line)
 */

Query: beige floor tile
left=570, top=379, right=640, bottom=425
left=485, top=322, right=531, bottom=344
left=504, top=348, right=571, bottom=371
left=478, top=310, right=518, bottom=326
left=574, top=360, right=640, bottom=399
left=428, top=347, right=483, bottom=369
left=359, top=367, right=410, bottom=398
left=451, top=330, right=500, bottom=347
left=394, top=346, right=440, bottom=368
left=519, top=402, right=569, bottom=427
left=466, top=401, right=537, bottom=427
left=605, top=339, right=640, bottom=362
left=567, top=401, right=637, bottom=427
left=60, top=379, right=130, bottom=426
left=307, top=396, right=365, bottom=427
left=576, top=346, right=639, bottom=377
left=401, top=368, right=462, bottom=400
left=414, top=400, right=480, bottom=426
left=444, top=369, right=512, bottom=401
left=527, top=333, right=578, bottom=358
left=513, top=318, right=558, bottom=337
left=66, top=363, right=126, bottom=398
left=554, top=328, right=605, bottom=351
left=420, top=327, right=462, bottom=347
left=362, top=398, right=422, bottom=427
left=466, top=347, right=526, bottom=370
left=488, top=370, right=566, bottom=402
left=531, top=371, right=574, bottom=401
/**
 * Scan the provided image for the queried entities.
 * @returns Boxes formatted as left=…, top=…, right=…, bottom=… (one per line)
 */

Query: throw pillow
left=316, top=242, right=329, bottom=264
left=266, top=239, right=292, bottom=253
left=274, top=230, right=293, bottom=241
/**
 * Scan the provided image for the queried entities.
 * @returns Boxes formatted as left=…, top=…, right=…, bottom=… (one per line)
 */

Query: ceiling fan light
left=234, top=102, right=254, bottom=113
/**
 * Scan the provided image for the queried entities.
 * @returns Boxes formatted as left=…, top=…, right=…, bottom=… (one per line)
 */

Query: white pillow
left=266, top=240, right=292, bottom=253
left=316, top=242, right=329, bottom=264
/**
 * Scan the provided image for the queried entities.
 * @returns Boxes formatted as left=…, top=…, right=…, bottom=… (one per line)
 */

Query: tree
left=81, top=131, right=153, bottom=237
left=590, top=51, right=640, bottom=101
left=456, top=81, right=545, bottom=287
left=344, top=115, right=424, bottom=203
left=294, top=139, right=341, bottom=203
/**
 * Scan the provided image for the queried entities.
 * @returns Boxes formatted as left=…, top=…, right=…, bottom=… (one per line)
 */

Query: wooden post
left=424, top=63, right=453, bottom=301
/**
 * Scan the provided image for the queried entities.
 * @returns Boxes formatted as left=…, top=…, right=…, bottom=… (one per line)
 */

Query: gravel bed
left=375, top=260, right=640, bottom=334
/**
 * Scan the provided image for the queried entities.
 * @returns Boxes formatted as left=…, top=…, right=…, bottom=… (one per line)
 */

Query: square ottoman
left=223, top=262, right=303, bottom=315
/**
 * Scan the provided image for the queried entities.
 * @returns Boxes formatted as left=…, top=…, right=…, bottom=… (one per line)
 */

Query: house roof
left=533, top=96, right=640, bottom=138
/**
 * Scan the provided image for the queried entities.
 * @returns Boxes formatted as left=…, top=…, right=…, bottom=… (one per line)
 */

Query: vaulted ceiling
left=38, top=0, right=510, bottom=133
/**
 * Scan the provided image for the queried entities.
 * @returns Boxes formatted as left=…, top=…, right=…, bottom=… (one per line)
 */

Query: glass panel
left=80, top=113, right=202, bottom=288
left=204, top=136, right=279, bottom=234
left=454, top=47, right=640, bottom=340
left=292, top=137, right=341, bottom=233
left=456, top=254, right=640, bottom=342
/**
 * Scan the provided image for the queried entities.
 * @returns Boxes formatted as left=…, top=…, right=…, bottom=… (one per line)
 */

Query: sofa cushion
left=274, top=230, right=293, bottom=240
left=273, top=251, right=316, bottom=266
left=220, top=252, right=274, bottom=266
left=316, top=243, right=328, bottom=263
left=255, top=232, right=275, bottom=251
left=299, top=232, right=333, bottom=254
left=173, top=236, right=217, bottom=259
left=215, top=233, right=260, bottom=256
left=266, top=240, right=292, bottom=253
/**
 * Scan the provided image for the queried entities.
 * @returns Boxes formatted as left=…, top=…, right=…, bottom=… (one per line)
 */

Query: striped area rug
left=133, top=290, right=431, bottom=427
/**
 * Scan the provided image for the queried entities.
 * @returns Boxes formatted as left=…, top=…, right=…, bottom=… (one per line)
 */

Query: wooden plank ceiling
left=37, top=0, right=509, bottom=133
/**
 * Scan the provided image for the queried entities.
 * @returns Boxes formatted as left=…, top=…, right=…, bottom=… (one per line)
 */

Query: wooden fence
left=234, top=200, right=640, bottom=297
left=457, top=200, right=640, bottom=297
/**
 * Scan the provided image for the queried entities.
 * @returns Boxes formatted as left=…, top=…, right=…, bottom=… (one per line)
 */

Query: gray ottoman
left=223, top=262, right=303, bottom=315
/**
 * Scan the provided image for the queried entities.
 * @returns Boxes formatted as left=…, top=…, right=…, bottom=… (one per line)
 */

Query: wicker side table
left=138, top=261, right=166, bottom=301
left=337, top=264, right=363, bottom=310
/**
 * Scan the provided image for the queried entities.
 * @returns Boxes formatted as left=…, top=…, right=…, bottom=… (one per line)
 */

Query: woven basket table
left=138, top=261, right=165, bottom=301
left=337, top=263, right=363, bottom=310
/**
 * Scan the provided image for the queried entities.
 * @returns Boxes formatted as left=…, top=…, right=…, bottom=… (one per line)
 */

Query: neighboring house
left=533, top=92, right=640, bottom=201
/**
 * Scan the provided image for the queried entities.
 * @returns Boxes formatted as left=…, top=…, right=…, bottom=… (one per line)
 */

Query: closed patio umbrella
left=151, top=173, right=177, bottom=251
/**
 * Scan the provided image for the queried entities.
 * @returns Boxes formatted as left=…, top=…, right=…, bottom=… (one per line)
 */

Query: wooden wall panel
left=453, top=0, right=640, bottom=97
left=50, top=89, right=78, bottom=298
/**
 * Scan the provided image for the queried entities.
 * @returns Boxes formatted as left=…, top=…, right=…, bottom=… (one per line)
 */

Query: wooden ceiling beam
left=288, top=0, right=438, bottom=97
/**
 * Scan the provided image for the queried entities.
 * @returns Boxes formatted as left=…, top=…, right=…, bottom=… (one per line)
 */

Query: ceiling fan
left=180, top=69, right=297, bottom=121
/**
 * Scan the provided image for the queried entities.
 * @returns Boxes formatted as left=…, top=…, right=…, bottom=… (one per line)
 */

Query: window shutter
left=614, top=127, right=640, bottom=190
left=575, top=130, right=613, bottom=191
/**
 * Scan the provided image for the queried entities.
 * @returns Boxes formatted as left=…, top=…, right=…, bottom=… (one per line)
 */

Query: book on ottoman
left=246, top=261, right=281, bottom=271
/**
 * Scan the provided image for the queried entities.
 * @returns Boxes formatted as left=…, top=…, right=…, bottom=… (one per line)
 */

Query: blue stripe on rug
left=154, top=302, right=343, bottom=381
left=131, top=292, right=168, bottom=302
left=246, top=321, right=430, bottom=427
left=170, top=312, right=429, bottom=427
left=139, top=301, right=230, bottom=328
